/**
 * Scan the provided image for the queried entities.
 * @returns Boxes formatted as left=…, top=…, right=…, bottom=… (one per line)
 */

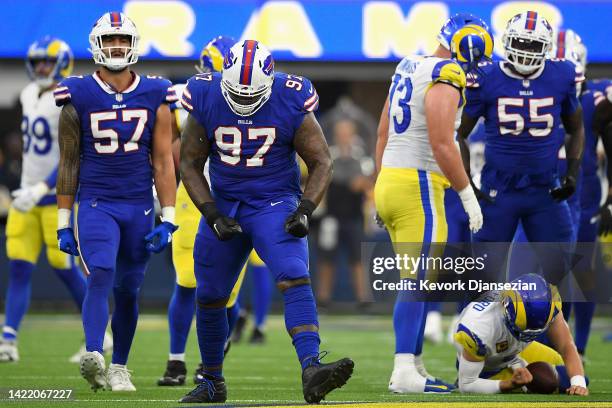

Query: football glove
left=57, top=227, right=79, bottom=256
left=458, top=185, right=483, bottom=233
left=11, top=182, right=49, bottom=212
left=144, top=221, right=178, bottom=253
left=285, top=199, right=316, bottom=238
left=598, top=196, right=612, bottom=236
left=550, top=175, right=576, bottom=202
left=200, top=202, right=242, bottom=241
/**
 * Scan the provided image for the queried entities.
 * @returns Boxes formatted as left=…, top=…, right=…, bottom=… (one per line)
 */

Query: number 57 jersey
left=382, top=56, right=467, bottom=174
left=181, top=71, right=318, bottom=207
left=54, top=73, right=177, bottom=202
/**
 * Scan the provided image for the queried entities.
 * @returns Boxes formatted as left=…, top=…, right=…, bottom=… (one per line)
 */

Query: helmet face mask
left=502, top=12, right=553, bottom=75
left=89, top=12, right=140, bottom=71
left=26, top=36, right=73, bottom=88
left=220, top=40, right=275, bottom=117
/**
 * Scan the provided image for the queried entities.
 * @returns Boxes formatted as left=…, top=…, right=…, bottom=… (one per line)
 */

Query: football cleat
left=70, top=331, right=113, bottom=363
left=79, top=351, right=107, bottom=391
left=389, top=369, right=453, bottom=394
left=302, top=354, right=354, bottom=403
left=157, top=360, right=187, bottom=386
left=230, top=314, right=247, bottom=343
left=180, top=373, right=227, bottom=403
left=107, top=365, right=136, bottom=391
left=0, top=339, right=19, bottom=362
left=193, top=363, right=205, bottom=384
left=249, top=327, right=266, bottom=344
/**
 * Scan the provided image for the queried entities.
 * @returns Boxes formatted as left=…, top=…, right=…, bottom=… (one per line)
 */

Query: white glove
left=11, top=182, right=49, bottom=212
left=458, top=185, right=483, bottom=233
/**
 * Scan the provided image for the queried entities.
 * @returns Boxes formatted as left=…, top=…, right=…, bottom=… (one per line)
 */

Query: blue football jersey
left=55, top=72, right=177, bottom=202
left=464, top=60, right=582, bottom=175
left=181, top=71, right=319, bottom=206
left=580, top=79, right=612, bottom=178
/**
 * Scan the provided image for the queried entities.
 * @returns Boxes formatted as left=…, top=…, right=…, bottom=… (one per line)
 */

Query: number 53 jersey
left=382, top=56, right=466, bottom=174
left=182, top=71, right=319, bottom=207
left=54, top=73, right=177, bottom=202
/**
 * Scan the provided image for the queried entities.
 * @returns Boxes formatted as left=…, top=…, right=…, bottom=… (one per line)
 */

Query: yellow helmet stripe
left=452, top=25, right=494, bottom=61
left=47, top=40, right=62, bottom=58
left=511, top=290, right=528, bottom=330
left=547, top=285, right=562, bottom=324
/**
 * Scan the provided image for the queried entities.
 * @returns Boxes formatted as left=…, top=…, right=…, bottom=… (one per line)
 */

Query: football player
left=54, top=12, right=178, bottom=391
left=457, top=12, right=585, bottom=288
left=454, top=273, right=588, bottom=395
left=375, top=14, right=492, bottom=393
left=178, top=40, right=353, bottom=403
left=0, top=37, right=112, bottom=364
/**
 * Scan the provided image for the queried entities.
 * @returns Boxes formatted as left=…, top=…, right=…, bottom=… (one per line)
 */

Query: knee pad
left=281, top=279, right=319, bottom=334
left=86, top=267, right=115, bottom=291
left=274, top=256, right=308, bottom=283
left=196, top=285, right=231, bottom=309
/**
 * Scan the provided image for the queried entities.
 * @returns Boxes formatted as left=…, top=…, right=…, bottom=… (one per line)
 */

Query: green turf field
left=0, top=314, right=611, bottom=407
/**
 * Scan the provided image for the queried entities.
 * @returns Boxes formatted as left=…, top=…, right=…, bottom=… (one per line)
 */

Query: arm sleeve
left=457, top=354, right=502, bottom=394
left=44, top=166, right=59, bottom=189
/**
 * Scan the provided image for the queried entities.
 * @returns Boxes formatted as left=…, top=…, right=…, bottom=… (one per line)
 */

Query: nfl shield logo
left=116, top=93, right=123, bottom=102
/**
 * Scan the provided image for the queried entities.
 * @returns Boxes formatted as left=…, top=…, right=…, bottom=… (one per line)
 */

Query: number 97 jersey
left=382, top=56, right=466, bottom=174
left=181, top=71, right=319, bottom=207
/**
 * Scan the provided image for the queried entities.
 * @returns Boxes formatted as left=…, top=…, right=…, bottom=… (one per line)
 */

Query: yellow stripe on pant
left=374, top=167, right=449, bottom=280
left=173, top=181, right=246, bottom=307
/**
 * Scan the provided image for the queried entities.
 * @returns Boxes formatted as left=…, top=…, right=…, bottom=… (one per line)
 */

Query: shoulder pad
left=454, top=323, right=487, bottom=361
left=431, top=59, right=466, bottom=90
left=547, top=58, right=585, bottom=84
left=276, top=72, right=319, bottom=113
left=144, top=75, right=178, bottom=105
left=53, top=75, right=84, bottom=107
left=181, top=73, right=215, bottom=113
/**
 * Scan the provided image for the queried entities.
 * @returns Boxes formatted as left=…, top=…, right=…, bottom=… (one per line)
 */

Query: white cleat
left=389, top=368, right=426, bottom=393
left=70, top=332, right=114, bottom=363
left=0, top=339, right=19, bottom=362
left=107, top=365, right=136, bottom=391
left=80, top=351, right=107, bottom=391
left=424, top=311, right=443, bottom=345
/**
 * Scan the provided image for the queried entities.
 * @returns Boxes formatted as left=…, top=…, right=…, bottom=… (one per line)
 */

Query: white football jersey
left=453, top=291, right=529, bottom=373
left=173, top=83, right=210, bottom=182
left=382, top=56, right=466, bottom=174
left=19, top=82, right=61, bottom=193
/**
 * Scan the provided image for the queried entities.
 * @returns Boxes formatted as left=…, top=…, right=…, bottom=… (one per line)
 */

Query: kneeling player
left=453, top=274, right=588, bottom=395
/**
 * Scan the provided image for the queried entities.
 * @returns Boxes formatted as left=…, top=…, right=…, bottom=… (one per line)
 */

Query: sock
left=82, top=268, right=114, bottom=353
left=111, top=286, right=140, bottom=365
left=252, top=265, right=272, bottom=328
left=226, top=301, right=240, bottom=337
left=394, top=291, right=426, bottom=354
left=414, top=354, right=432, bottom=380
left=3, top=261, right=34, bottom=340
left=415, top=302, right=428, bottom=355
left=109, top=363, right=126, bottom=370
left=282, top=284, right=320, bottom=369
left=573, top=302, right=596, bottom=355
left=53, top=266, right=86, bottom=311
left=168, top=284, right=196, bottom=355
left=196, top=305, right=227, bottom=378
left=169, top=353, right=185, bottom=361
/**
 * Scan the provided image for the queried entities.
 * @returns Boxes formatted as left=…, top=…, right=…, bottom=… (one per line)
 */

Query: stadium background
left=1, top=0, right=611, bottom=312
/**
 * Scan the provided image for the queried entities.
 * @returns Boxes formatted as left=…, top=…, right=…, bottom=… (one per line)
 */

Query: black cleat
left=193, top=363, right=205, bottom=384
left=302, top=354, right=354, bottom=404
left=248, top=328, right=266, bottom=344
left=157, top=360, right=187, bottom=386
left=231, top=314, right=247, bottom=343
left=180, top=373, right=227, bottom=403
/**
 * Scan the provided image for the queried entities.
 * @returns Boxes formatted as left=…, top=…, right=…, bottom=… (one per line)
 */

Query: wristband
left=570, top=375, right=586, bottom=388
left=161, top=206, right=175, bottom=224
left=457, top=185, right=476, bottom=202
left=58, top=208, right=71, bottom=229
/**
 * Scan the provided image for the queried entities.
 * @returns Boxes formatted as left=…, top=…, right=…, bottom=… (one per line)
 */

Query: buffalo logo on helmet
left=262, top=54, right=274, bottom=76
left=223, top=49, right=235, bottom=70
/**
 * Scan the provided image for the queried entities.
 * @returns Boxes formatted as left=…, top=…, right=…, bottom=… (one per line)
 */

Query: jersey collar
left=93, top=71, right=141, bottom=95
left=499, top=61, right=545, bottom=80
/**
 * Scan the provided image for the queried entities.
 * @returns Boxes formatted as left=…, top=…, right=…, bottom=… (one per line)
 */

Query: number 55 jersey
left=181, top=71, right=318, bottom=208
left=54, top=72, right=177, bottom=202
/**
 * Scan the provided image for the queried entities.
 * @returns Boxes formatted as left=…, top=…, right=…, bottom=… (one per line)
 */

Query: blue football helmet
left=196, top=35, right=236, bottom=73
left=437, top=13, right=494, bottom=73
left=26, top=36, right=73, bottom=87
left=502, top=274, right=562, bottom=342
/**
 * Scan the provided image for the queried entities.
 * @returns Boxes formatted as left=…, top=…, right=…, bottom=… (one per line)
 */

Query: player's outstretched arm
left=179, top=114, right=241, bottom=241
left=284, top=113, right=332, bottom=238
left=152, top=104, right=177, bottom=211
left=375, top=96, right=390, bottom=177
left=56, top=103, right=81, bottom=256
left=426, top=83, right=482, bottom=233
left=547, top=315, right=589, bottom=396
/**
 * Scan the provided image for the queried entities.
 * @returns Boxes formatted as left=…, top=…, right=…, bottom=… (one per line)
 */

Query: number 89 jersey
left=20, top=83, right=61, bottom=192
left=382, top=56, right=466, bottom=174
left=55, top=73, right=177, bottom=202
left=182, top=71, right=318, bottom=207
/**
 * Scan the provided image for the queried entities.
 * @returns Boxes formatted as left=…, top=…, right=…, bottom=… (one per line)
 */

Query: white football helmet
left=550, top=29, right=587, bottom=70
left=221, top=40, right=275, bottom=116
left=502, top=11, right=553, bottom=75
left=89, top=11, right=139, bottom=71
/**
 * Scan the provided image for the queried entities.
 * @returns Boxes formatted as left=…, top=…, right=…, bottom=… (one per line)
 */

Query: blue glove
left=57, top=227, right=79, bottom=256
left=144, top=222, right=178, bottom=253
